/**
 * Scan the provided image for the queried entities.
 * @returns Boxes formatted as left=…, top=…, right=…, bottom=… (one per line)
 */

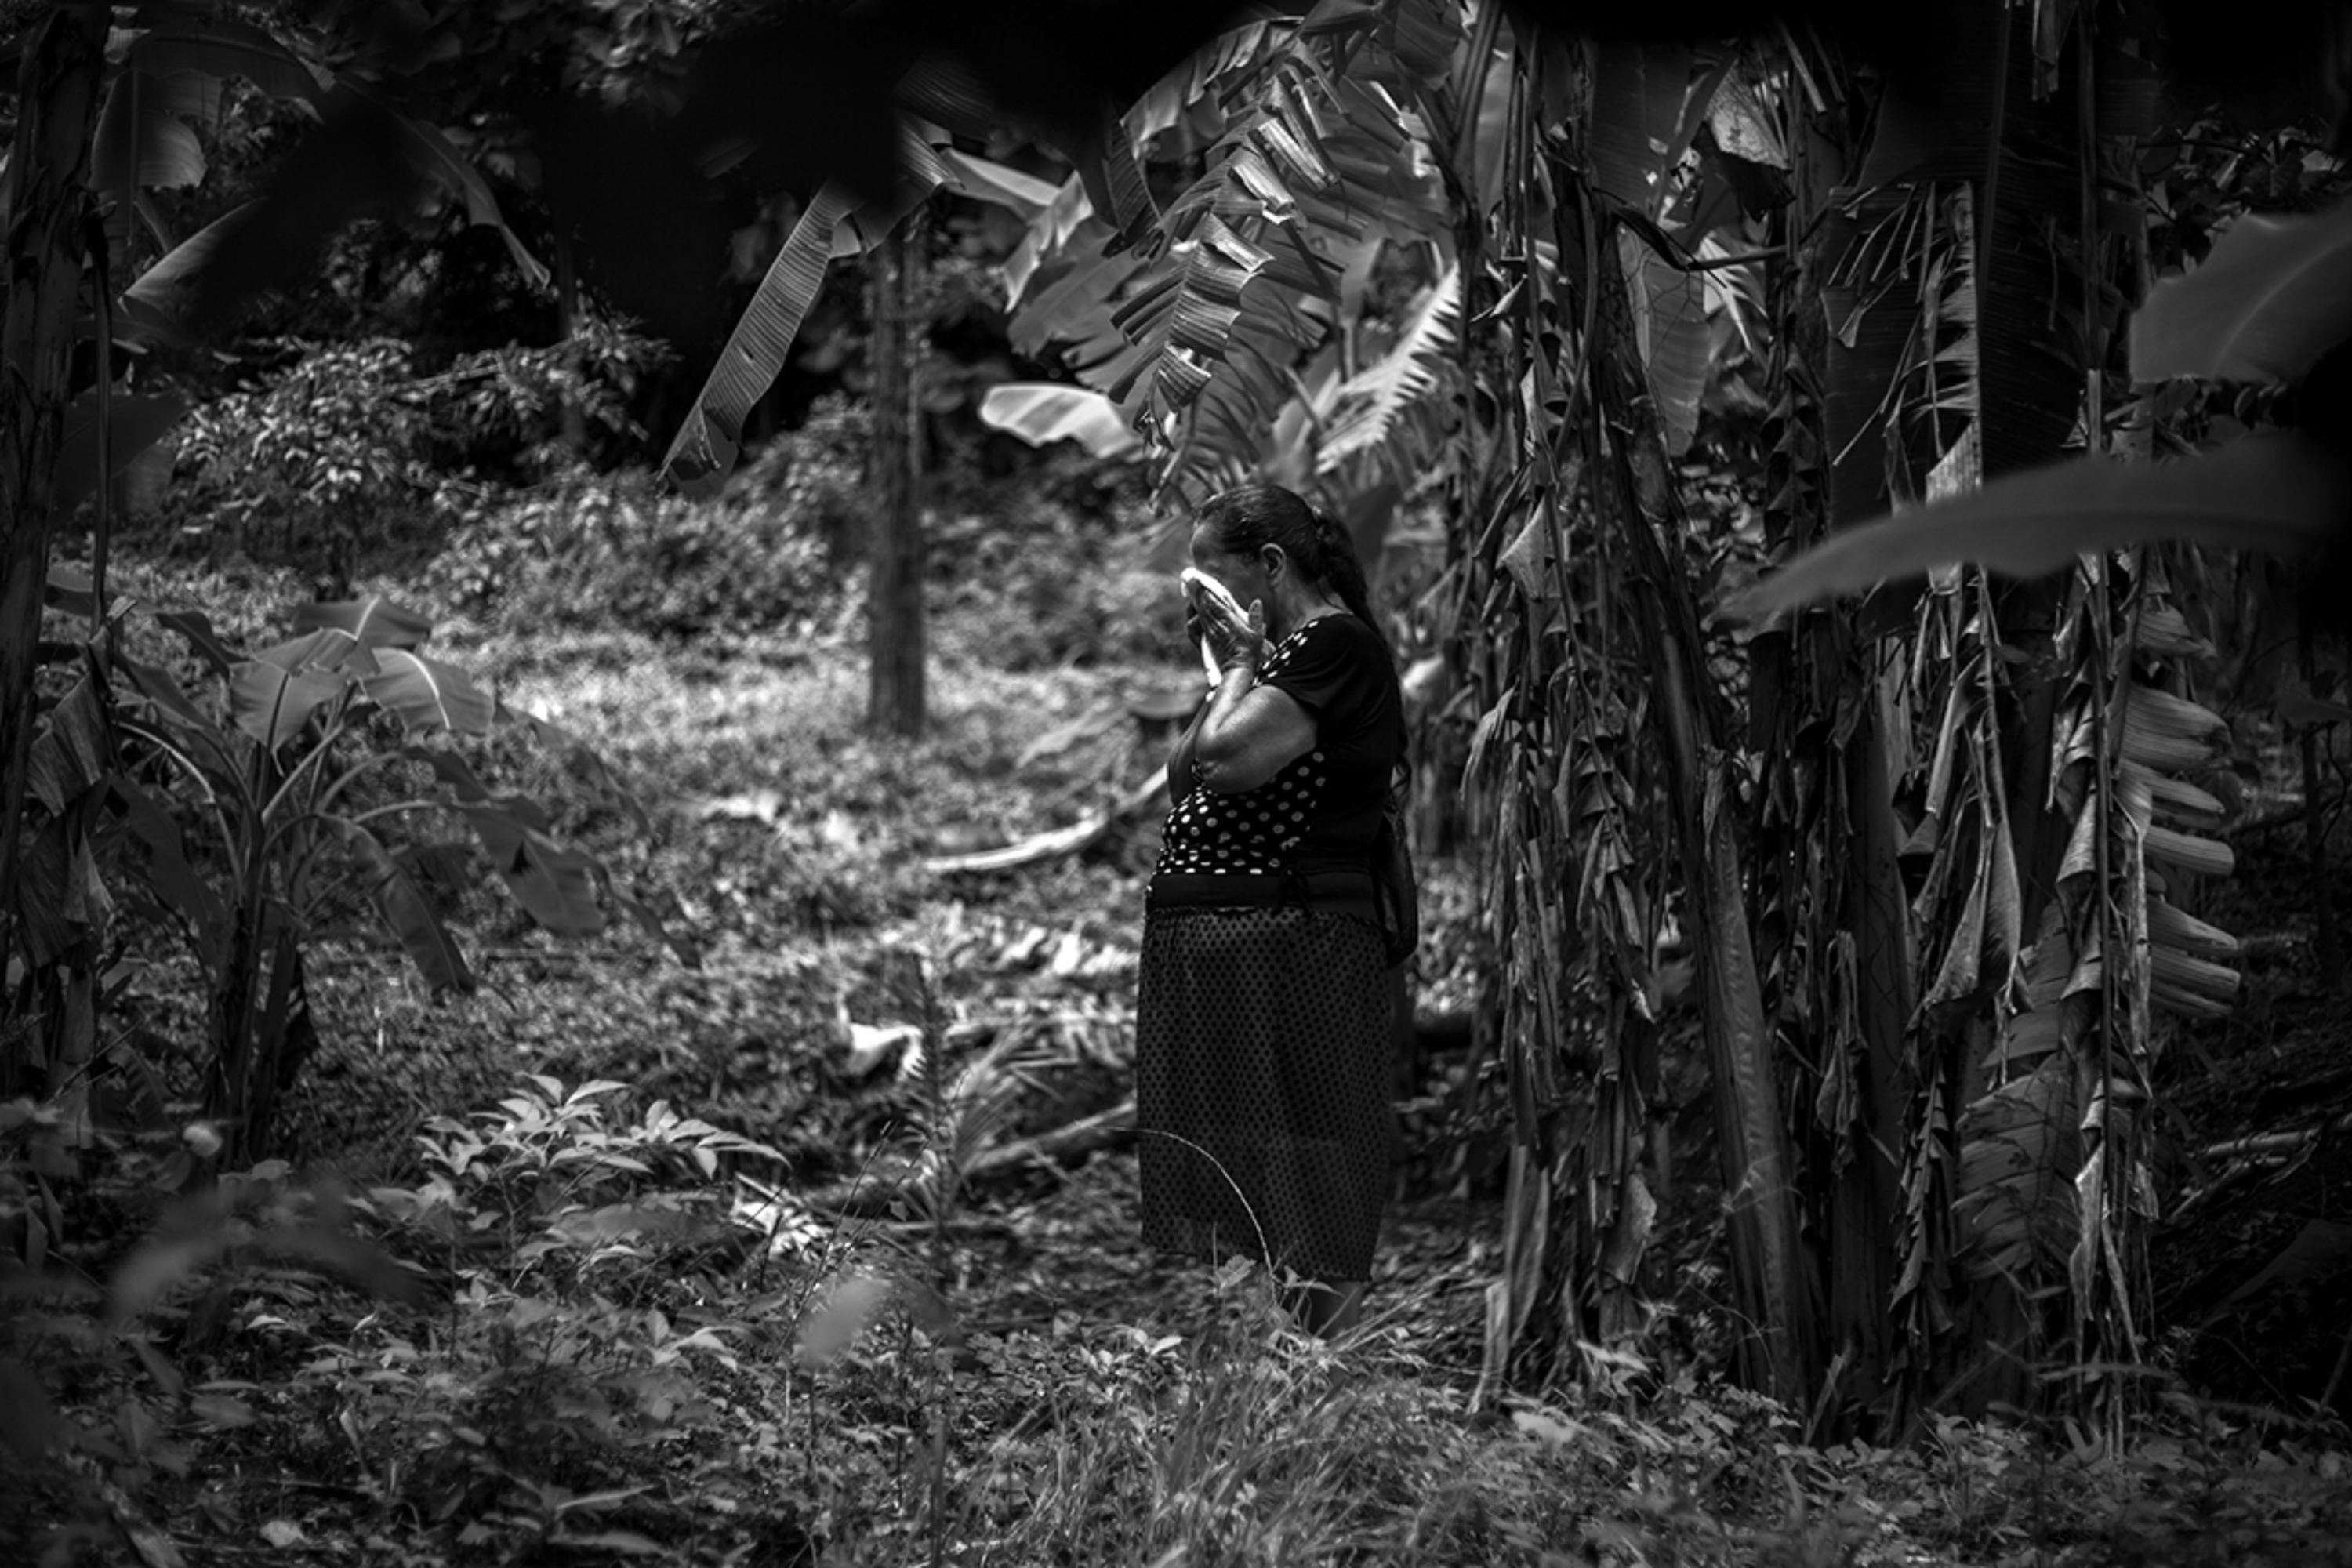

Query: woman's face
left=1189, top=522, right=1276, bottom=608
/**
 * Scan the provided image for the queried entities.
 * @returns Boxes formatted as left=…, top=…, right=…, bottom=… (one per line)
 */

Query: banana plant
left=55, top=7, right=551, bottom=499
left=1730, top=6, right=2352, bottom=1431
left=656, top=58, right=1149, bottom=497
left=987, top=0, right=1463, bottom=514
left=2, top=2, right=554, bottom=1060
left=41, top=579, right=652, bottom=1163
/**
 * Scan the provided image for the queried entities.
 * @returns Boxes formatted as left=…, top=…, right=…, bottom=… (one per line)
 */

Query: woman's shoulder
left=1290, top=612, right=1386, bottom=655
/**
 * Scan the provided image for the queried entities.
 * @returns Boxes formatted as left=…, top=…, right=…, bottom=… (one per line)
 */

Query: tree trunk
left=0, top=5, right=109, bottom=969
left=1591, top=233, right=1813, bottom=1406
left=554, top=227, right=587, bottom=456
left=866, top=214, right=926, bottom=738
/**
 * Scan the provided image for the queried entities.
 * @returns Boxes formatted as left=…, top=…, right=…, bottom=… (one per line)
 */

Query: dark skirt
left=1135, top=880, right=1393, bottom=1281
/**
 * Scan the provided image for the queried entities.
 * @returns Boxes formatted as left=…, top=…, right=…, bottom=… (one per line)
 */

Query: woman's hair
left=1194, top=482, right=1392, bottom=666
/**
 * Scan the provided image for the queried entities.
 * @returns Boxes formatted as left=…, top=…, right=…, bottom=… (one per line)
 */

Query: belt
left=1147, top=870, right=1376, bottom=921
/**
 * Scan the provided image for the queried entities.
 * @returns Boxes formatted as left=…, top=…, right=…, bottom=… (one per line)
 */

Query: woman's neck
left=1265, top=584, right=1345, bottom=642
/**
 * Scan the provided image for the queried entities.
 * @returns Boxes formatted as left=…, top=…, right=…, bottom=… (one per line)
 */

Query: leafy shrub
left=423, top=453, right=855, bottom=641
left=168, top=327, right=670, bottom=580
left=35, top=574, right=660, bottom=1164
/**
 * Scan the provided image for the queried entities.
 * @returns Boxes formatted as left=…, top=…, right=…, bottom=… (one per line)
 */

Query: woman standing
left=1137, top=482, right=1406, bottom=1335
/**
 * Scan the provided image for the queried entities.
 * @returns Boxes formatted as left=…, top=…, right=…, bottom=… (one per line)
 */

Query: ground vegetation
left=5, top=1, right=2352, bottom=1563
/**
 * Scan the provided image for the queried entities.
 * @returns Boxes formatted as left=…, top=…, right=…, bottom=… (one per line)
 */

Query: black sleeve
left=1261, top=619, right=1377, bottom=725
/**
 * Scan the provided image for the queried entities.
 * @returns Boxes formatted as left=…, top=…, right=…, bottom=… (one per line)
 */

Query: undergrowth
left=14, top=456, right=2350, bottom=1564
left=11, top=1068, right=2351, bottom=1565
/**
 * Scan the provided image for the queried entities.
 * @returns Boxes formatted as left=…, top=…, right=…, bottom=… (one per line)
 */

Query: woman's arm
left=1185, top=586, right=1316, bottom=792
left=1192, top=665, right=1317, bottom=793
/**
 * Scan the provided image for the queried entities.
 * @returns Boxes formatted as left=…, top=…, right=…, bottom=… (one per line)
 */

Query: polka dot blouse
left=1155, top=614, right=1403, bottom=878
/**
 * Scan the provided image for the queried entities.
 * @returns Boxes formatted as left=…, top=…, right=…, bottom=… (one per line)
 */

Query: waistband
left=1147, top=870, right=1377, bottom=920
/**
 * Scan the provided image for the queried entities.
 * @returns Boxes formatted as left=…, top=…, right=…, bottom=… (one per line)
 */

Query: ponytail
left=1306, top=506, right=1394, bottom=669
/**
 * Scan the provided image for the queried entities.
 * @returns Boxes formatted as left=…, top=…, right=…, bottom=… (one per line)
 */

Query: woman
left=1136, top=481, right=1406, bottom=1336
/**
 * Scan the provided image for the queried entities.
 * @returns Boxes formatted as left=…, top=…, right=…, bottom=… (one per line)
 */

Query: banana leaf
left=122, top=13, right=325, bottom=105
left=1618, top=230, right=1708, bottom=459
left=1737, top=435, right=2352, bottom=617
left=978, top=383, right=1144, bottom=458
left=352, top=830, right=474, bottom=995
left=463, top=804, right=604, bottom=935
left=55, top=390, right=186, bottom=513
left=92, top=71, right=209, bottom=194
left=339, top=80, right=547, bottom=290
left=117, top=775, right=227, bottom=968
left=660, top=183, right=850, bottom=497
left=2130, top=195, right=2352, bottom=385
left=291, top=597, right=434, bottom=651
left=362, top=649, right=495, bottom=737
left=1319, top=263, right=1460, bottom=468
left=229, top=662, right=346, bottom=752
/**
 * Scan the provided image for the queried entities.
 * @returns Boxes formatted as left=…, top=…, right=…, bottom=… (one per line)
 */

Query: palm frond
left=1317, top=260, right=1460, bottom=470
left=998, top=0, right=1461, bottom=503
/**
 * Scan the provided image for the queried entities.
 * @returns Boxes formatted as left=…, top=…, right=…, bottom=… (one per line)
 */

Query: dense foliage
left=6, top=0, right=2352, bottom=1562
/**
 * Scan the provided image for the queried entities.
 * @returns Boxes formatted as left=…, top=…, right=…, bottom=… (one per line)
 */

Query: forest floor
left=16, top=557, right=2352, bottom=1565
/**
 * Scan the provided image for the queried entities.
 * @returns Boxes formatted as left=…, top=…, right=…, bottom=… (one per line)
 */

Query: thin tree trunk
left=0, top=5, right=109, bottom=972
left=866, top=215, right=926, bottom=737
left=554, top=227, right=586, bottom=456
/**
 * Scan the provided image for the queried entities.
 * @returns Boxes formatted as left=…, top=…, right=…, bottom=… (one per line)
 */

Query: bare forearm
left=1191, top=662, right=1266, bottom=790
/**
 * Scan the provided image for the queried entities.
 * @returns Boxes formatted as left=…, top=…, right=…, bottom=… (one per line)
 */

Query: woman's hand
left=1184, top=573, right=1265, bottom=674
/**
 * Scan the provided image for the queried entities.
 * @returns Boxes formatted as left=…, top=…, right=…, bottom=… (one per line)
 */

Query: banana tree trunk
left=866, top=213, right=926, bottom=738
left=1591, top=227, right=1811, bottom=1404
left=0, top=5, right=109, bottom=972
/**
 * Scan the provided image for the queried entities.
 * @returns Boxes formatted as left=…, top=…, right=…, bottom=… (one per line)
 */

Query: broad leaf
left=27, top=675, right=111, bottom=815
left=1618, top=231, right=1708, bottom=459
left=499, top=706, right=652, bottom=837
left=1023, top=15, right=1450, bottom=499
left=350, top=830, right=474, bottom=995
left=978, top=383, right=1145, bottom=458
left=123, top=13, right=325, bottom=105
left=1123, top=18, right=1287, bottom=151
left=2130, top=196, right=2352, bottom=385
left=1004, top=174, right=1103, bottom=308
left=363, top=649, right=494, bottom=736
left=1010, top=224, right=1145, bottom=360
left=115, top=201, right=256, bottom=342
left=405, top=744, right=493, bottom=804
left=661, top=183, right=849, bottom=496
left=612, top=883, right=701, bottom=968
left=292, top=597, right=434, bottom=650
left=116, top=777, right=227, bottom=964
left=1588, top=43, right=1699, bottom=215
left=256, top=628, right=370, bottom=676
left=45, top=565, right=96, bottom=617
left=339, top=81, right=547, bottom=290
left=92, top=71, right=209, bottom=195
left=56, top=391, right=187, bottom=514
left=115, top=652, right=214, bottom=736
left=832, top=123, right=953, bottom=257
left=463, top=804, right=604, bottom=935
left=229, top=661, right=347, bottom=751
left=152, top=608, right=243, bottom=674
left=2278, top=689, right=2352, bottom=728
left=1955, top=1058, right=2080, bottom=1277
left=1736, top=436, right=2352, bottom=618
left=938, top=147, right=1058, bottom=216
